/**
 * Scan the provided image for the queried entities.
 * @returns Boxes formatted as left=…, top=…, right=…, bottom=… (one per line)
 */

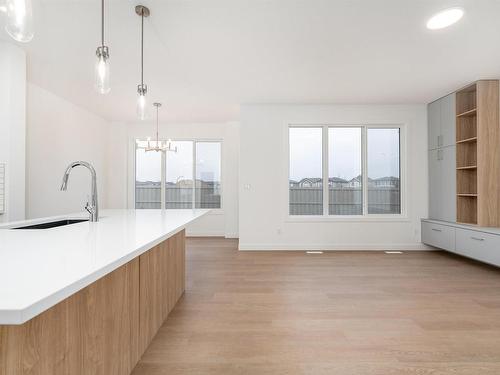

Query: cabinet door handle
left=471, top=236, right=485, bottom=242
left=437, top=135, right=443, bottom=147
left=432, top=228, right=442, bottom=232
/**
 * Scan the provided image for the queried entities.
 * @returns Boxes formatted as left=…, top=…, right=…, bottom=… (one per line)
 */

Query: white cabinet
left=440, top=146, right=456, bottom=222
left=422, top=221, right=456, bottom=251
left=428, top=92, right=457, bottom=222
left=428, top=100, right=441, bottom=150
left=428, top=94, right=456, bottom=150
left=440, top=93, right=456, bottom=148
left=422, top=220, right=500, bottom=268
left=428, top=150, right=441, bottom=220
left=428, top=146, right=456, bottom=222
left=455, top=228, right=500, bottom=266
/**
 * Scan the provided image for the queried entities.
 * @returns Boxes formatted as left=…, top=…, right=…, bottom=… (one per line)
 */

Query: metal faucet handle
left=85, top=202, right=95, bottom=214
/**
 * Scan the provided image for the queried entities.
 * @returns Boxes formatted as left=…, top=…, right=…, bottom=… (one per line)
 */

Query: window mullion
left=322, top=126, right=329, bottom=216
left=362, top=126, right=368, bottom=216
left=192, top=141, right=196, bottom=209
left=161, top=151, right=166, bottom=210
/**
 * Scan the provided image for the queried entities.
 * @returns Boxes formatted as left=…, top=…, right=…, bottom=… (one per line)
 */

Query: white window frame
left=285, top=123, right=407, bottom=222
left=129, top=138, right=223, bottom=212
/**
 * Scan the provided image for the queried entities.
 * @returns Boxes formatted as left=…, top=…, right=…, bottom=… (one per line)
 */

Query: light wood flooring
left=132, top=238, right=500, bottom=375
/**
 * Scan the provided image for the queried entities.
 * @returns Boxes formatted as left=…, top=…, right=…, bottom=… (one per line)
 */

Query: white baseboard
left=187, top=231, right=239, bottom=239
left=238, top=243, right=435, bottom=251
left=186, top=231, right=225, bottom=237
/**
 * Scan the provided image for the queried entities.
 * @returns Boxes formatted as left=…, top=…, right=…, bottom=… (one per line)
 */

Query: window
left=165, top=141, right=193, bottom=209
left=195, top=142, right=221, bottom=208
left=135, top=140, right=222, bottom=210
left=329, top=127, right=362, bottom=215
left=288, top=126, right=402, bottom=217
left=289, top=127, right=323, bottom=215
left=367, top=128, right=401, bottom=214
left=135, top=141, right=162, bottom=209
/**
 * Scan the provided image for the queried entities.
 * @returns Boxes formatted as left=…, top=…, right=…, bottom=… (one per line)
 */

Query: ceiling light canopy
left=427, top=7, right=464, bottom=30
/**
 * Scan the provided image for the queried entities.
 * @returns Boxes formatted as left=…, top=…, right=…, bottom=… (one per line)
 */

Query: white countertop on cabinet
left=0, top=209, right=209, bottom=324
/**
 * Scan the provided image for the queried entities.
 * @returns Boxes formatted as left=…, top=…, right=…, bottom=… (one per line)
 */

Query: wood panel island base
left=0, top=230, right=186, bottom=375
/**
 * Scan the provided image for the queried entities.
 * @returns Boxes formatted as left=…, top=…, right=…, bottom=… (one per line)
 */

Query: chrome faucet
left=60, top=161, right=99, bottom=222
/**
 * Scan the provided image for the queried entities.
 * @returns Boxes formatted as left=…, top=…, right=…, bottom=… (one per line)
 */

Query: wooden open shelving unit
left=456, top=80, right=500, bottom=226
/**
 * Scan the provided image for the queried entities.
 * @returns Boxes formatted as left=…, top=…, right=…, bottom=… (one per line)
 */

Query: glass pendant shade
left=137, top=90, right=147, bottom=120
left=94, top=0, right=110, bottom=95
left=5, top=0, right=34, bottom=43
left=94, top=47, right=110, bottom=94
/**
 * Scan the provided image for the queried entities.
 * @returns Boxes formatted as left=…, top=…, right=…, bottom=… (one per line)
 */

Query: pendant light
left=95, top=0, right=110, bottom=94
left=135, top=5, right=149, bottom=120
left=4, top=0, right=34, bottom=42
left=137, top=103, right=178, bottom=153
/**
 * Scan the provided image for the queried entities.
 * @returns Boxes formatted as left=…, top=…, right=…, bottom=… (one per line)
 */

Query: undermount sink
left=12, top=219, right=89, bottom=230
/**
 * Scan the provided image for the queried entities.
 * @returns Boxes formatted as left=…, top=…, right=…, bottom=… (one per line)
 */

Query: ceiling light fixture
left=95, top=0, right=110, bottom=94
left=426, top=7, right=464, bottom=30
left=137, top=103, right=178, bottom=153
left=4, top=0, right=34, bottom=42
left=135, top=5, right=149, bottom=120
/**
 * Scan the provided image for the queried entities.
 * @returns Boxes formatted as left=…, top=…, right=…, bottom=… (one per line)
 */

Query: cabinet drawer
left=455, top=229, right=500, bottom=266
left=422, top=222, right=455, bottom=251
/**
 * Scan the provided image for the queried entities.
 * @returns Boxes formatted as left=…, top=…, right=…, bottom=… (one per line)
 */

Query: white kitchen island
left=0, top=209, right=209, bottom=375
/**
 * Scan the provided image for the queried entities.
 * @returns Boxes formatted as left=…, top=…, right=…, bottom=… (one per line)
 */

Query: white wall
left=26, top=84, right=110, bottom=219
left=107, top=121, right=239, bottom=238
left=0, top=42, right=26, bottom=223
left=20, top=79, right=238, bottom=237
left=222, top=122, right=239, bottom=238
left=239, top=104, right=428, bottom=250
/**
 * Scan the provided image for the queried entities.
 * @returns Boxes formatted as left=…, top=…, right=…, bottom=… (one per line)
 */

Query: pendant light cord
left=141, top=11, right=144, bottom=86
left=156, top=105, right=159, bottom=143
left=101, top=0, right=104, bottom=47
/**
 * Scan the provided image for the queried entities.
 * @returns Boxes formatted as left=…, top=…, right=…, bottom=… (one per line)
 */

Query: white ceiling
left=3, top=0, right=500, bottom=123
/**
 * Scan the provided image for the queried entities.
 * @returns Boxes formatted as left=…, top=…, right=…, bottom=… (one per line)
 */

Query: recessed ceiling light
left=427, top=7, right=464, bottom=30
left=0, top=5, right=6, bottom=12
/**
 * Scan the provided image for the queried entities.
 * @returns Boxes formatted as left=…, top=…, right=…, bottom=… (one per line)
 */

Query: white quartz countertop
left=0, top=209, right=209, bottom=325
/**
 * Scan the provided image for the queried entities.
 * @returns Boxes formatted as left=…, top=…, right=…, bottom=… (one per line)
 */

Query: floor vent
left=306, top=251, right=324, bottom=254
left=385, top=251, right=403, bottom=254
